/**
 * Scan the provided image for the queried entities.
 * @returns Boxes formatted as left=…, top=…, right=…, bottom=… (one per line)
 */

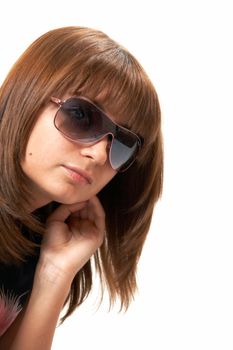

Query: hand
left=38, top=196, right=106, bottom=281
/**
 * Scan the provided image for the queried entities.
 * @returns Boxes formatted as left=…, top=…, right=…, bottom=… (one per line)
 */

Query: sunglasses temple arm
left=51, top=97, right=63, bottom=107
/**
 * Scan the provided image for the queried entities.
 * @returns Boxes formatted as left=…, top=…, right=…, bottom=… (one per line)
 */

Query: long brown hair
left=0, top=26, right=163, bottom=321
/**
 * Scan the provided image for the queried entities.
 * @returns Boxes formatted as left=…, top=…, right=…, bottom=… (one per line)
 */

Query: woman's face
left=21, top=97, right=117, bottom=210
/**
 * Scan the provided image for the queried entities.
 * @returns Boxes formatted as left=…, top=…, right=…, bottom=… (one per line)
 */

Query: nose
left=80, top=136, right=110, bottom=167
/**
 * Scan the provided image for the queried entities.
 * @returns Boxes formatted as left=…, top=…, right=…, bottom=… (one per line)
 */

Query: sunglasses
left=50, top=96, right=142, bottom=172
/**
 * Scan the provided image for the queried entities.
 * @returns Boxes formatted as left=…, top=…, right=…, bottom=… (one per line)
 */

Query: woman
left=0, top=26, right=163, bottom=349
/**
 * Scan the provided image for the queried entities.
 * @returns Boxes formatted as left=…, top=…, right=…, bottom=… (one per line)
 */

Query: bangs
left=55, top=48, right=160, bottom=160
left=0, top=26, right=160, bottom=164
left=16, top=26, right=161, bottom=165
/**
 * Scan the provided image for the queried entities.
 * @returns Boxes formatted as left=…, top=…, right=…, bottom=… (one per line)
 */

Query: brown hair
left=0, top=26, right=163, bottom=321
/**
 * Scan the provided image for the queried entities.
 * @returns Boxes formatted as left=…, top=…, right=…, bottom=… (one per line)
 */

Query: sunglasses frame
left=50, top=96, right=142, bottom=172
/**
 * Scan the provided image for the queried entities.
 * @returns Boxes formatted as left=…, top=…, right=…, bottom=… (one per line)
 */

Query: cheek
left=100, top=169, right=117, bottom=188
left=21, top=113, right=61, bottom=169
left=23, top=134, right=55, bottom=169
left=28, top=104, right=75, bottom=154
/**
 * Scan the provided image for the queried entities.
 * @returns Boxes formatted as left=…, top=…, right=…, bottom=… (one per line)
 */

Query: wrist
left=34, top=256, right=73, bottom=291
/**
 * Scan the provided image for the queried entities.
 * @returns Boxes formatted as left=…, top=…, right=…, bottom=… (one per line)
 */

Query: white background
left=1, top=1, right=233, bottom=349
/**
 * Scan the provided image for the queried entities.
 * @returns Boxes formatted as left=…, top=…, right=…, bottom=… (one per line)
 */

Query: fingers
left=41, top=196, right=106, bottom=278
left=46, top=196, right=106, bottom=233
left=87, top=196, right=106, bottom=233
left=71, top=197, right=106, bottom=234
left=46, top=201, right=87, bottom=224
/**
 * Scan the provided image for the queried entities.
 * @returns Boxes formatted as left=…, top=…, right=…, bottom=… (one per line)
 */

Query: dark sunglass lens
left=54, top=97, right=141, bottom=171
left=55, top=98, right=106, bottom=141
left=58, top=99, right=93, bottom=138
left=110, top=133, right=139, bottom=170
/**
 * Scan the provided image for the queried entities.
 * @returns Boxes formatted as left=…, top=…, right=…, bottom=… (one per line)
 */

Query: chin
left=52, top=191, right=90, bottom=205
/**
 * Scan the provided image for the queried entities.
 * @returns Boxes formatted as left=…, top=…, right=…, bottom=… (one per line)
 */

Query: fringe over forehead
left=0, top=26, right=160, bottom=163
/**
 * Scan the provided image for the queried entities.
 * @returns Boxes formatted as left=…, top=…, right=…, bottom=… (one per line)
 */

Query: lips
left=62, top=165, right=93, bottom=184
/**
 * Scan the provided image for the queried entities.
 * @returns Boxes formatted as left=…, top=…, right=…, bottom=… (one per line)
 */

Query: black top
left=0, top=205, right=50, bottom=337
left=0, top=236, right=41, bottom=336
